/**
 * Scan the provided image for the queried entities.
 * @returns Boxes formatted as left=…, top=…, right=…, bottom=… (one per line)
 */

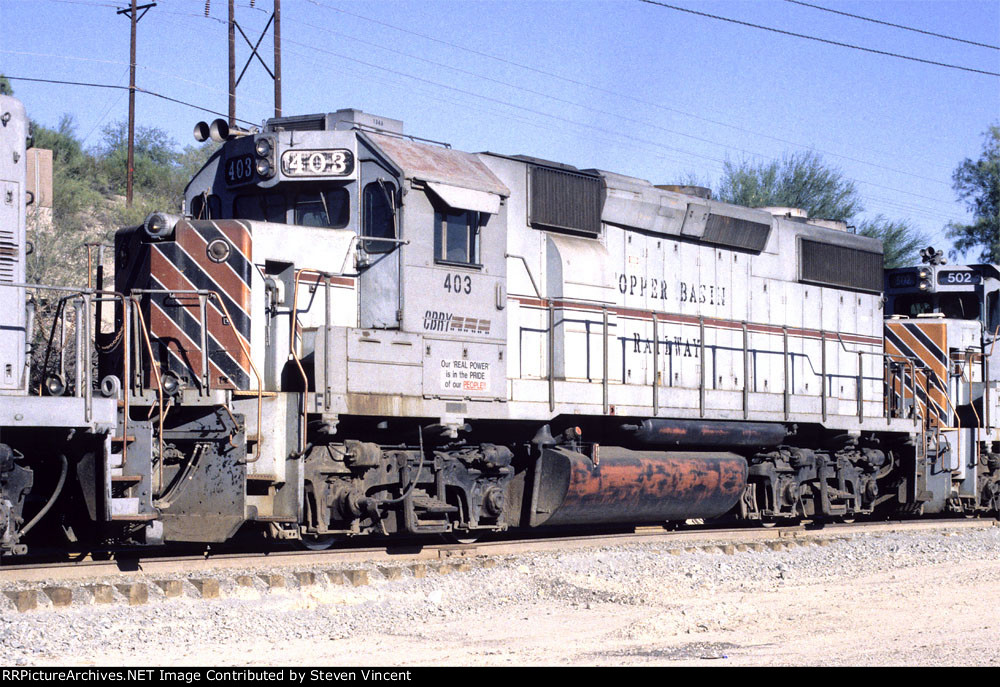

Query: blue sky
left=2, top=0, right=998, bottom=257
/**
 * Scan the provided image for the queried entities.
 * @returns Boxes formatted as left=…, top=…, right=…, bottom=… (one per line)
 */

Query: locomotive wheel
left=441, top=532, right=480, bottom=545
left=300, top=534, right=339, bottom=551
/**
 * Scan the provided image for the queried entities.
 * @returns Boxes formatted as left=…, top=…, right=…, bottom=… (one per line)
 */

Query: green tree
left=855, top=216, right=925, bottom=269
left=946, top=125, right=1000, bottom=264
left=97, top=120, right=180, bottom=198
left=715, top=151, right=864, bottom=222
left=712, top=151, right=925, bottom=268
left=0, top=75, right=13, bottom=95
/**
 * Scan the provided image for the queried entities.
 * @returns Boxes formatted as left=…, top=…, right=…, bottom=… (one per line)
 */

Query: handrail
left=960, top=349, right=982, bottom=471
left=652, top=313, right=659, bottom=415
left=208, top=293, right=263, bottom=463
left=540, top=296, right=920, bottom=426
left=504, top=253, right=542, bottom=299
left=743, top=322, right=750, bottom=420
left=602, top=306, right=609, bottom=415
left=129, top=288, right=263, bottom=463
left=130, top=297, right=166, bottom=494
left=288, top=268, right=334, bottom=455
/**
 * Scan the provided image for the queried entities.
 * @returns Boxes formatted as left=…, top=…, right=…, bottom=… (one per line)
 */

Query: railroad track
left=2, top=518, right=994, bottom=586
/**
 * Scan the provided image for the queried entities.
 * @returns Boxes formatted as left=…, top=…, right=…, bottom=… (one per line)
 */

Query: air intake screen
left=702, top=213, right=771, bottom=252
left=800, top=239, right=883, bottom=293
left=266, top=114, right=326, bottom=131
left=529, top=166, right=602, bottom=235
left=0, top=228, right=16, bottom=284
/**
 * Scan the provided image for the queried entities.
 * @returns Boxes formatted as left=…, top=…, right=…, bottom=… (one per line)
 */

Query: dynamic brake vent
left=800, top=238, right=883, bottom=293
left=702, top=213, right=771, bottom=252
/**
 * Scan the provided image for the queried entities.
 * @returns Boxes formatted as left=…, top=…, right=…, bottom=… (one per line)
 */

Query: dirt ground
left=260, top=560, right=1000, bottom=666
left=68, top=545, right=1000, bottom=667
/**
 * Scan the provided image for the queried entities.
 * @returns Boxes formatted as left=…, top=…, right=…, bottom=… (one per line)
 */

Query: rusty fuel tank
left=528, top=446, right=747, bottom=527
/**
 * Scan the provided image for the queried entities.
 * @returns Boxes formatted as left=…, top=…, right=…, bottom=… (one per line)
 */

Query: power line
left=6, top=7, right=963, bottom=223
left=3, top=75, right=257, bottom=125
left=305, top=0, right=959, bottom=177
left=280, top=33, right=962, bottom=213
left=783, top=0, right=1000, bottom=51
left=638, top=0, right=1000, bottom=77
left=0, top=49, right=275, bottom=109
left=158, top=3, right=963, bottom=219
left=269, top=14, right=962, bottom=211
left=286, top=12, right=953, bottom=190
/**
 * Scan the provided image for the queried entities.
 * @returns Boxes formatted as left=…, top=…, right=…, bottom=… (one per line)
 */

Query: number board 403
left=281, top=149, right=355, bottom=177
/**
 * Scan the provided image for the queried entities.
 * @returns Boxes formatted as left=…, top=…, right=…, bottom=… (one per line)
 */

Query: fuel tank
left=624, top=419, right=787, bottom=449
left=528, top=446, right=747, bottom=527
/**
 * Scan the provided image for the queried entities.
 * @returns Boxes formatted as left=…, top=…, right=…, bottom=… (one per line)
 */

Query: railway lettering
left=679, top=282, right=725, bottom=306
left=632, top=332, right=701, bottom=357
left=616, top=273, right=726, bottom=306
left=617, top=274, right=669, bottom=300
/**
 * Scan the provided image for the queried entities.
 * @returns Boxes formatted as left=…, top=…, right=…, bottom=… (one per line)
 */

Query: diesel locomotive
left=1, top=95, right=997, bottom=556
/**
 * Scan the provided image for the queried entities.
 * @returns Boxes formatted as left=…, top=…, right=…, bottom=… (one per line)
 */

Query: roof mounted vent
left=328, top=109, right=403, bottom=134
left=760, top=207, right=808, bottom=219
left=265, top=109, right=404, bottom=135
left=655, top=184, right=711, bottom=200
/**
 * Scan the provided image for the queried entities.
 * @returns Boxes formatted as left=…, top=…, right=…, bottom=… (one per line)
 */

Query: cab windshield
left=892, top=293, right=980, bottom=320
left=231, top=186, right=351, bottom=229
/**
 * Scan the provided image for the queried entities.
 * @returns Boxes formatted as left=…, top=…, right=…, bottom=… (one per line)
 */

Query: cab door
left=358, top=158, right=401, bottom=329
left=404, top=183, right=508, bottom=402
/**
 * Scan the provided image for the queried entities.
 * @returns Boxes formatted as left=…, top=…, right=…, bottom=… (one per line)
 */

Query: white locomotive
left=1, top=101, right=997, bottom=555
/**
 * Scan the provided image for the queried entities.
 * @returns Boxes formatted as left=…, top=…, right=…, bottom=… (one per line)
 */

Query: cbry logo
left=424, top=310, right=452, bottom=332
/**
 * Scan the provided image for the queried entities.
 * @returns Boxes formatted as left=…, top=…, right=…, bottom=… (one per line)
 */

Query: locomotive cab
left=884, top=254, right=1000, bottom=515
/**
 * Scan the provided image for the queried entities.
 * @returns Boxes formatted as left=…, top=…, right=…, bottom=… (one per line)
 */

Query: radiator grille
left=529, top=166, right=602, bottom=235
left=800, top=238, right=883, bottom=293
left=702, top=213, right=771, bottom=252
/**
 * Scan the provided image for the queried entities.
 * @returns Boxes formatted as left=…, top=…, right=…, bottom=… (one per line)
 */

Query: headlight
left=207, top=238, right=232, bottom=263
left=160, top=372, right=181, bottom=396
left=255, top=159, right=273, bottom=177
left=255, top=138, right=272, bottom=157
left=144, top=212, right=181, bottom=239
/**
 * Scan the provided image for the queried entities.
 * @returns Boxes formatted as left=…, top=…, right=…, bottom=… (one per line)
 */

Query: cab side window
left=362, top=181, right=396, bottom=253
left=988, top=290, right=999, bottom=332
left=190, top=193, right=221, bottom=219
left=434, top=209, right=483, bottom=266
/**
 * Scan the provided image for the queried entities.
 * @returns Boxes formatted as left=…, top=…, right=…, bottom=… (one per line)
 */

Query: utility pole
left=228, top=0, right=236, bottom=127
left=116, top=1, right=156, bottom=208
left=274, top=0, right=282, bottom=118
left=222, top=0, right=282, bottom=125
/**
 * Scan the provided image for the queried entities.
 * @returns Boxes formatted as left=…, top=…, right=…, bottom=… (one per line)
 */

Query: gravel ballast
left=2, top=524, right=999, bottom=666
